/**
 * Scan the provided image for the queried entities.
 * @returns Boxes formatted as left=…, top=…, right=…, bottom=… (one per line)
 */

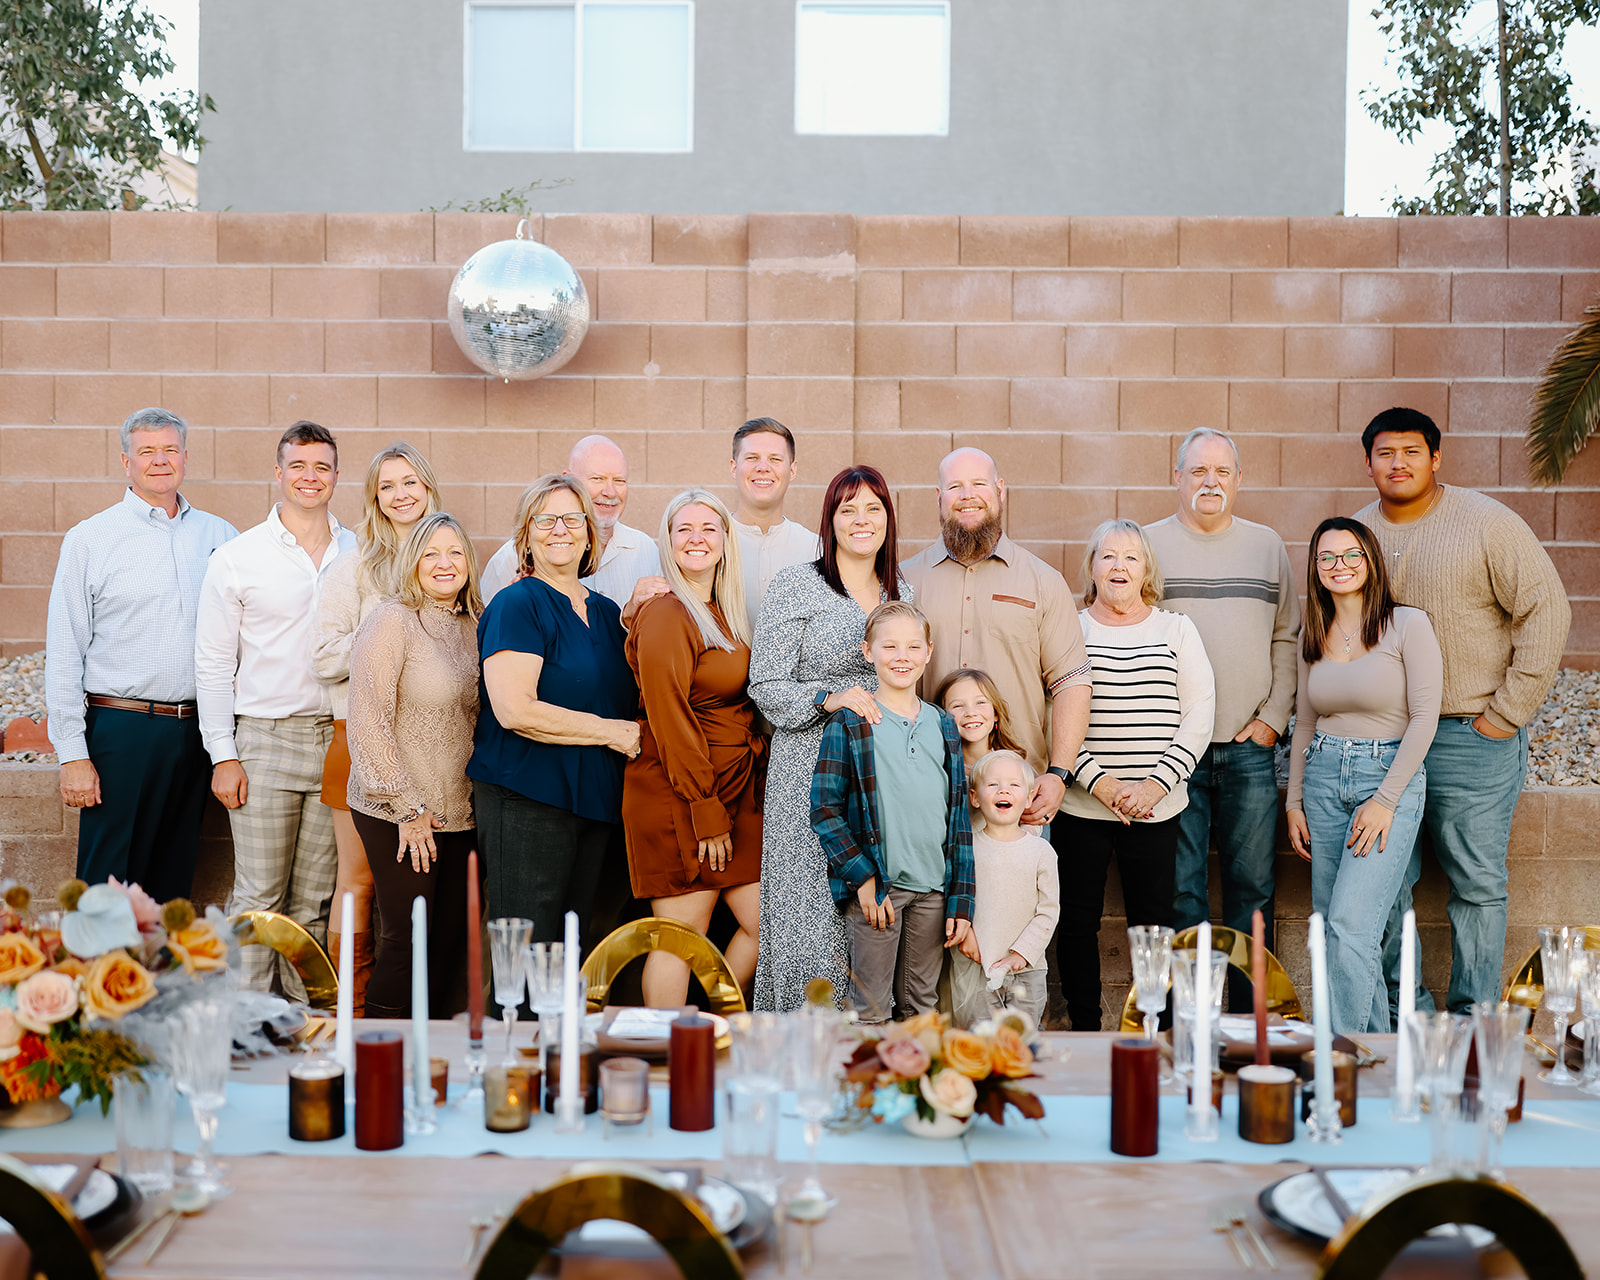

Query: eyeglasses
left=1315, top=549, right=1367, bottom=569
left=529, top=512, right=586, bottom=532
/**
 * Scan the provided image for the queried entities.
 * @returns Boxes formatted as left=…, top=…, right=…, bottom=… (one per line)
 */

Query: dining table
left=6, top=1021, right=1600, bottom=1279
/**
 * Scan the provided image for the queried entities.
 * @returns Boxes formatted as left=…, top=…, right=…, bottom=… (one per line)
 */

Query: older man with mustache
left=1145, top=428, right=1299, bottom=957
left=903, top=447, right=1093, bottom=834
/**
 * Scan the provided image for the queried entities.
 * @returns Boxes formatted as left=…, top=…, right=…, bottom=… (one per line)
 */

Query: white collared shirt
left=194, top=505, right=357, bottom=763
left=732, top=517, right=821, bottom=634
left=45, top=489, right=238, bottom=762
left=479, top=519, right=662, bottom=609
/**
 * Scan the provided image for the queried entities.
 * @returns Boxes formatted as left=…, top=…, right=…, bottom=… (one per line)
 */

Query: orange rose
left=942, top=1029, right=994, bottom=1080
left=81, top=952, right=157, bottom=1021
left=0, top=931, right=46, bottom=984
left=168, top=921, right=227, bottom=974
left=990, top=1025, right=1035, bottom=1079
left=51, top=956, right=88, bottom=980
left=898, top=1011, right=948, bottom=1057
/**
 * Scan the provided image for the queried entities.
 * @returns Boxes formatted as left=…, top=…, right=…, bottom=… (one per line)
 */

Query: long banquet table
left=9, top=1023, right=1600, bottom=1279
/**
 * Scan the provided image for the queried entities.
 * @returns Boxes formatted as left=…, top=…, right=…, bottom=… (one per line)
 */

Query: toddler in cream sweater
left=950, top=749, right=1061, bottom=1029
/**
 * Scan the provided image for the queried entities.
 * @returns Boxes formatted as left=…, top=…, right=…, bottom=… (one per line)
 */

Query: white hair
left=1175, top=428, right=1240, bottom=472
left=121, top=407, right=187, bottom=454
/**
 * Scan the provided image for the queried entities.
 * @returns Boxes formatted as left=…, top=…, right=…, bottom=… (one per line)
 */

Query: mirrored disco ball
left=446, top=220, right=589, bottom=380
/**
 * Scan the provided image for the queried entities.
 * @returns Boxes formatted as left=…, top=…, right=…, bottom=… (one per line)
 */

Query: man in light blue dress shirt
left=46, top=407, right=238, bottom=900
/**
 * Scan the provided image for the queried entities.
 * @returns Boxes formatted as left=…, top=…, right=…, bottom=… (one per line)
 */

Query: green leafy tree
left=0, top=0, right=213, bottom=210
left=1365, top=0, right=1600, bottom=215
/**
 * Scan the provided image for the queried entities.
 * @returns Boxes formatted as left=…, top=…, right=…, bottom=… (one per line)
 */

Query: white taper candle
left=412, top=895, right=430, bottom=1105
left=1192, top=920, right=1212, bottom=1118
left=1309, top=911, right=1335, bottom=1119
left=335, top=891, right=354, bottom=1100
left=1396, top=908, right=1416, bottom=1110
left=560, top=910, right=580, bottom=1113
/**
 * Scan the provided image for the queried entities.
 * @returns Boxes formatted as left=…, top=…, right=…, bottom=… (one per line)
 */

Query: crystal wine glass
left=1578, top=957, right=1600, bottom=1096
left=788, top=1006, right=841, bottom=1216
left=1469, top=1000, right=1529, bottom=1179
left=1127, top=924, right=1174, bottom=1042
left=1170, top=946, right=1226, bottom=1088
left=524, top=941, right=565, bottom=1084
left=1537, top=926, right=1584, bottom=1085
left=487, top=918, right=532, bottom=1065
left=169, top=998, right=233, bottom=1199
left=1406, top=1010, right=1473, bottom=1172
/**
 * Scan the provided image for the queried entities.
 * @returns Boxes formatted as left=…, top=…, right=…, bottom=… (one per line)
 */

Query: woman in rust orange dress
left=623, top=487, right=764, bottom=1007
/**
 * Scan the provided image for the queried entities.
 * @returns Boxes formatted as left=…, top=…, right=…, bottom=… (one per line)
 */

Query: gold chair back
left=581, top=917, right=746, bottom=1017
left=1502, top=925, right=1600, bottom=1009
left=1317, top=1170, right=1580, bottom=1279
left=1118, top=925, right=1303, bottom=1032
left=0, top=1154, right=106, bottom=1280
left=474, top=1164, right=743, bottom=1280
left=226, top=911, right=339, bottom=1010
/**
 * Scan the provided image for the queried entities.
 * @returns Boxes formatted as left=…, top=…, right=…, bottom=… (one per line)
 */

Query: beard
left=941, top=505, right=1003, bottom=563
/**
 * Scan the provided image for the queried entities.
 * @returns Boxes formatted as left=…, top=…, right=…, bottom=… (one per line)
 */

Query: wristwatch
left=1045, top=765, right=1074, bottom=789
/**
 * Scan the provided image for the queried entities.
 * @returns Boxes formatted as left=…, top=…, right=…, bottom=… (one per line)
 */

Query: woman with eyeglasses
left=467, top=475, right=641, bottom=943
left=1286, top=517, right=1441, bottom=1034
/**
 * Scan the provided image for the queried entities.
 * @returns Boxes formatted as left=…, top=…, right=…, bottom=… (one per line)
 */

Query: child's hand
left=1004, top=950, right=1029, bottom=972
left=945, top=918, right=973, bottom=952
left=958, top=930, right=981, bottom=962
left=857, top=879, right=894, bottom=929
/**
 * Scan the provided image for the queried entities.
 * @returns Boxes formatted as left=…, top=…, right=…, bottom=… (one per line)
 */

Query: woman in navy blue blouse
left=468, top=475, right=641, bottom=943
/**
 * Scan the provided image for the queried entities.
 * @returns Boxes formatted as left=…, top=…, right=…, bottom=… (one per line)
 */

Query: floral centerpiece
left=0, top=877, right=234, bottom=1118
left=843, top=1010, right=1045, bottom=1137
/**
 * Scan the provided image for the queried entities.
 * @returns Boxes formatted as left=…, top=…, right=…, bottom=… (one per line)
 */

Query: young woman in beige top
left=1287, top=517, right=1442, bottom=1035
left=310, top=442, right=440, bottom=1013
left=347, top=512, right=482, bottom=1019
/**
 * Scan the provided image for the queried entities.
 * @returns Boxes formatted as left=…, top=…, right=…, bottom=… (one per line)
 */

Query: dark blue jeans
left=1172, top=739, right=1281, bottom=941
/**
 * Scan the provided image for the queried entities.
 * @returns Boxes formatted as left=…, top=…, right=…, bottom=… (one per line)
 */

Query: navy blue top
left=467, top=576, right=637, bottom=823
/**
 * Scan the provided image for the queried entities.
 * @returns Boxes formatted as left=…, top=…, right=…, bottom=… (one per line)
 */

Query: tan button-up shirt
left=901, top=534, right=1092, bottom=771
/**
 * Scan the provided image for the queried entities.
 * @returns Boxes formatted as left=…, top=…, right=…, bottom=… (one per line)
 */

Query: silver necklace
left=1339, top=627, right=1356, bottom=655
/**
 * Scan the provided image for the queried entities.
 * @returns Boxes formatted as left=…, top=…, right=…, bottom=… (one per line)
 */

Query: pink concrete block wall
left=2, top=210, right=1596, bottom=662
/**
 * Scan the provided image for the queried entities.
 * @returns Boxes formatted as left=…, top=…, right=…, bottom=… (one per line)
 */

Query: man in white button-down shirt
left=46, top=407, right=238, bottom=900
left=728, top=417, right=821, bottom=634
left=195, top=422, right=356, bottom=995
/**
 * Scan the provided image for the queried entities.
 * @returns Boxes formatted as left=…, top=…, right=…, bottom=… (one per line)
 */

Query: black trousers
left=1052, top=811, right=1180, bottom=1031
left=350, top=810, right=478, bottom=1019
left=75, top=704, right=211, bottom=902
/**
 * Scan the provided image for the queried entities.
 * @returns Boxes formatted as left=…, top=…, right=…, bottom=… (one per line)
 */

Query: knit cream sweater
left=1354, top=485, right=1569, bottom=732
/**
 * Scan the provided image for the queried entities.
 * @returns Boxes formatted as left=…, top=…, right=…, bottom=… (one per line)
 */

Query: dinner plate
left=570, top=1176, right=757, bottom=1244
left=1259, top=1169, right=1494, bottom=1250
left=0, top=1168, right=135, bottom=1236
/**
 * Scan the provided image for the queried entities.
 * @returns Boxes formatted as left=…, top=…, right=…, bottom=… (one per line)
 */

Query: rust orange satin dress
left=622, top=593, right=765, bottom=899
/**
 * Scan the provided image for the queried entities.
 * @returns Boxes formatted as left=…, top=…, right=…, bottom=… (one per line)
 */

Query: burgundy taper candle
left=466, top=849, right=483, bottom=1040
left=669, top=1011, right=715, bottom=1131
left=1110, top=1038, right=1159, bottom=1157
left=1252, top=908, right=1268, bottom=1067
left=354, top=1030, right=404, bottom=1150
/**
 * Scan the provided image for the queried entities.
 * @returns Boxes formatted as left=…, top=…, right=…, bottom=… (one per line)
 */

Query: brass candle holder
left=485, top=1065, right=535, bottom=1133
left=288, top=1058, right=345, bottom=1142
left=1237, top=1063, right=1297, bottom=1144
left=1302, top=1049, right=1358, bottom=1128
left=429, top=1056, right=449, bottom=1107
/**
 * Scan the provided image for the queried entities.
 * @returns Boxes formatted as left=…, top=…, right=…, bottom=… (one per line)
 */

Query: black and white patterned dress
left=748, top=562, right=910, bottom=1012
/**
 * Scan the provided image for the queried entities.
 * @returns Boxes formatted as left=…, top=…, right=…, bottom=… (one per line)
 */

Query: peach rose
left=0, top=1008, right=21, bottom=1049
left=896, top=1010, right=947, bottom=1058
left=14, top=970, right=79, bottom=1032
left=0, top=931, right=46, bottom=984
left=168, top=921, right=227, bottom=974
left=108, top=877, right=163, bottom=932
left=81, top=952, right=157, bottom=1021
left=877, top=1036, right=931, bottom=1080
left=990, top=1026, right=1035, bottom=1079
left=920, top=1067, right=977, bottom=1118
left=942, top=1029, right=994, bottom=1080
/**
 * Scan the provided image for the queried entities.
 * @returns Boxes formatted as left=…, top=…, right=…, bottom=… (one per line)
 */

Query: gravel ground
left=3, top=650, right=1599, bottom=783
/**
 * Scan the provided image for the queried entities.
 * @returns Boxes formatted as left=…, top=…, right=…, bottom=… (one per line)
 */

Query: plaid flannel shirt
left=810, top=704, right=975, bottom=921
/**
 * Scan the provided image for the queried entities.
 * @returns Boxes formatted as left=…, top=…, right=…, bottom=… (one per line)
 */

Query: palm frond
left=1527, top=293, right=1600, bottom=488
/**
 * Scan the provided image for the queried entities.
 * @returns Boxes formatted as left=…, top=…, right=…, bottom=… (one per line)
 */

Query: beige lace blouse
left=346, top=598, right=480, bottom=829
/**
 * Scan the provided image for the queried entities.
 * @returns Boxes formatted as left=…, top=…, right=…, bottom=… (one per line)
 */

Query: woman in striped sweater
left=1054, top=519, right=1216, bottom=1031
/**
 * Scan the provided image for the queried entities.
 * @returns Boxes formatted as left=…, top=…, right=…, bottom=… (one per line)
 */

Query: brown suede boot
left=350, top=930, right=375, bottom=1018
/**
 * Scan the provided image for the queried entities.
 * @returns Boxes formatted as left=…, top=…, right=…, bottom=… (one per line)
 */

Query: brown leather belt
left=86, top=695, right=198, bottom=718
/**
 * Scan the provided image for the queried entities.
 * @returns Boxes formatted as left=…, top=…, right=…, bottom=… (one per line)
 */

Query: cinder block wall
left=1, top=210, right=1597, bottom=661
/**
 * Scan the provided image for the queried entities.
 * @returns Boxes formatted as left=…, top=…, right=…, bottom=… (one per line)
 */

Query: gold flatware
left=104, top=1204, right=170, bottom=1263
left=1227, top=1206, right=1278, bottom=1271
left=1210, top=1209, right=1253, bottom=1270
left=141, top=1187, right=208, bottom=1267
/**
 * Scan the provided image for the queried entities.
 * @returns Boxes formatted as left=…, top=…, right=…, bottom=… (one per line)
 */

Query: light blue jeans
left=1301, top=733, right=1427, bottom=1035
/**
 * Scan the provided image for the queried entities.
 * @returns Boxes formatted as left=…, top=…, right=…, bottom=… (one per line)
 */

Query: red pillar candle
left=669, top=1011, right=715, bottom=1132
left=1252, top=908, right=1269, bottom=1067
left=466, top=849, right=483, bottom=1041
left=354, top=1030, right=405, bottom=1151
left=1110, top=1038, right=1159, bottom=1157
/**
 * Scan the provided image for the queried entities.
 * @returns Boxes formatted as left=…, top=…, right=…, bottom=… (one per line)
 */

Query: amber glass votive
left=1109, top=1038, right=1159, bottom=1157
left=485, top=1066, right=534, bottom=1132
left=544, top=1045, right=599, bottom=1114
left=429, top=1057, right=449, bottom=1106
left=600, top=1056, right=651, bottom=1127
left=1185, top=1067, right=1224, bottom=1115
left=1237, top=1064, right=1297, bottom=1144
left=288, top=1058, right=345, bottom=1141
left=1301, top=1050, right=1358, bottom=1128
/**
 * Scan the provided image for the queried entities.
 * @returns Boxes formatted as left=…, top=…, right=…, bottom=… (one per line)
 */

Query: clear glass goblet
left=1127, top=925, right=1174, bottom=1044
left=487, top=917, right=532, bottom=1065
left=1537, top=926, right=1584, bottom=1086
left=1469, top=1000, right=1529, bottom=1179
left=170, top=998, right=233, bottom=1199
left=1578, top=959, right=1600, bottom=1096
left=788, top=1006, right=841, bottom=1216
left=1406, top=1010, right=1473, bottom=1172
left=524, top=941, right=565, bottom=1084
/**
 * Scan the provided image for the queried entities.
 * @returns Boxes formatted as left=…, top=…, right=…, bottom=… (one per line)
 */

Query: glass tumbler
left=114, top=1070, right=175, bottom=1194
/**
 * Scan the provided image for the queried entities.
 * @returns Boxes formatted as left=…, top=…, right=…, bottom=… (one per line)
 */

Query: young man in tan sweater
left=1355, top=407, right=1569, bottom=1013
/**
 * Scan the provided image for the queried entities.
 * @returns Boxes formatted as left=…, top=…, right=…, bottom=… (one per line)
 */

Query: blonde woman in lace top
left=347, top=512, right=482, bottom=1019
left=310, top=441, right=440, bottom=1013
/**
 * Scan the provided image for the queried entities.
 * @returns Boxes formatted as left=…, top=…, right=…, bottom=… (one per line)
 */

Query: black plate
left=85, top=1173, right=143, bottom=1245
left=1258, top=1170, right=1495, bottom=1255
left=724, top=1182, right=774, bottom=1252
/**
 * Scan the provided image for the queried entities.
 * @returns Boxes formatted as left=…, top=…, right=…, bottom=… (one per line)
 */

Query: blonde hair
left=511, top=475, right=602, bottom=580
left=863, top=600, right=930, bottom=645
left=1080, top=518, right=1164, bottom=607
left=392, top=512, right=483, bottom=621
left=356, top=442, right=441, bottom=597
left=656, top=489, right=752, bottom=652
left=968, top=748, right=1037, bottom=791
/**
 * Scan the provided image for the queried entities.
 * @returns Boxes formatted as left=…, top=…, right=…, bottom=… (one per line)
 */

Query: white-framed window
left=465, top=1, right=694, bottom=152
left=794, top=1, right=950, bottom=136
